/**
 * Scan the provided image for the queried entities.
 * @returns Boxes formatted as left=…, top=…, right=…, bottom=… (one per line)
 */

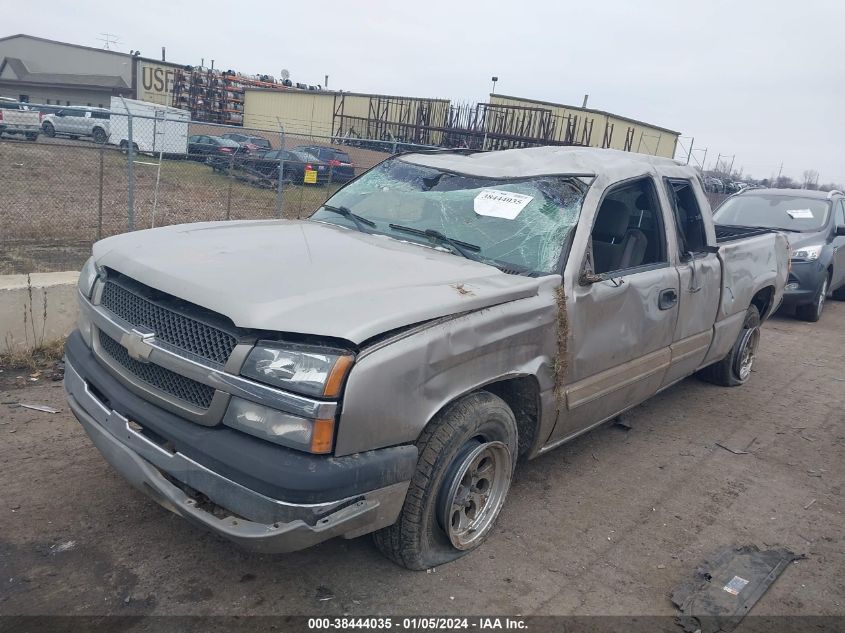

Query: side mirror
left=836, top=226, right=845, bottom=237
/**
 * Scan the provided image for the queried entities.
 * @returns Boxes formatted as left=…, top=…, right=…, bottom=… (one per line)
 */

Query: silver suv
left=42, top=107, right=110, bottom=143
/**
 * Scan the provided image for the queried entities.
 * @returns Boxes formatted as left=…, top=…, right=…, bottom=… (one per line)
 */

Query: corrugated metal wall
left=243, top=90, right=336, bottom=135
left=489, top=95, right=679, bottom=158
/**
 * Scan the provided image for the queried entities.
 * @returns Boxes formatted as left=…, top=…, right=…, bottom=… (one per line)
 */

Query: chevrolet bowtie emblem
left=120, top=329, right=155, bottom=363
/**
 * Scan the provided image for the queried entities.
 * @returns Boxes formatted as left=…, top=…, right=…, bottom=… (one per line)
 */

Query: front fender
left=334, top=278, right=560, bottom=456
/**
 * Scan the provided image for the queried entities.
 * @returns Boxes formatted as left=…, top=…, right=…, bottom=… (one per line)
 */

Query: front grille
left=100, top=280, right=237, bottom=366
left=98, top=330, right=215, bottom=409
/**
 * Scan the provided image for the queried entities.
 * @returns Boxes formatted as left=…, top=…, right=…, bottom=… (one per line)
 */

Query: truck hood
left=93, top=220, right=544, bottom=345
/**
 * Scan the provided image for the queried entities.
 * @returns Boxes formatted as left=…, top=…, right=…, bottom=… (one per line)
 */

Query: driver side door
left=549, top=175, right=680, bottom=444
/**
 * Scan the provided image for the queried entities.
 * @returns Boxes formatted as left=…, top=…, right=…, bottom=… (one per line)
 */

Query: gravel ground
left=0, top=305, right=843, bottom=622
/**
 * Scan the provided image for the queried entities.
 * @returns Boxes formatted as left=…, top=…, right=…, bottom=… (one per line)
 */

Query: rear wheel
left=697, top=305, right=761, bottom=387
left=373, top=391, right=517, bottom=570
left=796, top=276, right=828, bottom=322
left=25, top=132, right=38, bottom=141
left=830, top=280, right=845, bottom=301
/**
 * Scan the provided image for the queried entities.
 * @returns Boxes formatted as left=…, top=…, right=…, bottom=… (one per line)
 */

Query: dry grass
left=0, top=338, right=65, bottom=372
left=0, top=138, right=354, bottom=272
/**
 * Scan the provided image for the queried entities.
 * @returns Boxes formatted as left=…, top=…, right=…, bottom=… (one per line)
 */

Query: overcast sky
left=8, top=0, right=844, bottom=183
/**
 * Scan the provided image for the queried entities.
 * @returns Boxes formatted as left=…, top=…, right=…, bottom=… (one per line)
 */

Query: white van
left=108, top=97, right=190, bottom=155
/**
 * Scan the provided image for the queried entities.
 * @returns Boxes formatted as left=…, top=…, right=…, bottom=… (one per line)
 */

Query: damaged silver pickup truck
left=64, top=147, right=789, bottom=569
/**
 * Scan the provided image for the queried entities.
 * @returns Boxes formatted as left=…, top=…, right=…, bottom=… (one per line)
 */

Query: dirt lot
left=1, top=301, right=842, bottom=624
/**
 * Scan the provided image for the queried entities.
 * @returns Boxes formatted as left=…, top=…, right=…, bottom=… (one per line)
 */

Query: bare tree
left=802, top=169, right=819, bottom=189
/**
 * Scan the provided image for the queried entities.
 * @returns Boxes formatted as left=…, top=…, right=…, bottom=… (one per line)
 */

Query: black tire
left=795, top=275, right=828, bottom=322
left=373, top=391, right=518, bottom=570
left=25, top=133, right=38, bottom=141
left=92, top=127, right=107, bottom=144
left=832, top=284, right=845, bottom=301
left=42, top=121, right=55, bottom=137
left=697, top=305, right=761, bottom=387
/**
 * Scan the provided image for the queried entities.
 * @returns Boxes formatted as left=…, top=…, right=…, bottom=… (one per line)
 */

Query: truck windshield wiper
left=388, top=224, right=481, bottom=261
left=319, top=204, right=376, bottom=233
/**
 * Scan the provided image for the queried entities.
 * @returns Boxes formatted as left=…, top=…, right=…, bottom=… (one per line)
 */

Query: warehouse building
left=243, top=89, right=680, bottom=157
left=243, top=89, right=451, bottom=146
left=488, top=94, right=679, bottom=158
left=0, top=34, right=184, bottom=108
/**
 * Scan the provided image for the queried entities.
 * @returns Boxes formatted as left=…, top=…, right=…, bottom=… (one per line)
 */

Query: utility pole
left=483, top=76, right=498, bottom=151
left=686, top=137, right=694, bottom=165
left=728, top=154, right=736, bottom=178
left=776, top=162, right=783, bottom=185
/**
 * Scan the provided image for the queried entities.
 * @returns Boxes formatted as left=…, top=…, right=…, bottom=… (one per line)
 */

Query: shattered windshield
left=309, top=157, right=588, bottom=274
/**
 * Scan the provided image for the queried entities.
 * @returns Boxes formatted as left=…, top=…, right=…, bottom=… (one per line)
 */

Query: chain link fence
left=2, top=100, right=729, bottom=275
left=1, top=101, right=434, bottom=274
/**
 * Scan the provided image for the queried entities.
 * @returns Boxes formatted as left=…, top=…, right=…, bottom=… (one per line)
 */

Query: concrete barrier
left=0, top=272, right=79, bottom=352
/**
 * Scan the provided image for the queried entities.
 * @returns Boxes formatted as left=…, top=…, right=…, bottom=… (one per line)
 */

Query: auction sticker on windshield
left=786, top=209, right=814, bottom=219
left=474, top=189, right=533, bottom=219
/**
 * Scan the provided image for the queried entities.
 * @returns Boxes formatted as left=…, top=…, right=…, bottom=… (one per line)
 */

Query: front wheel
left=796, top=276, right=828, bottom=322
left=42, top=121, right=55, bottom=137
left=92, top=127, right=107, bottom=143
left=697, top=305, right=761, bottom=387
left=373, top=391, right=517, bottom=570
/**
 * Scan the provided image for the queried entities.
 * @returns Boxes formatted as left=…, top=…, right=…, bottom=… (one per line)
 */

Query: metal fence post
left=119, top=96, right=135, bottom=231
left=226, top=153, right=234, bottom=220
left=97, top=145, right=105, bottom=240
left=275, top=123, right=286, bottom=219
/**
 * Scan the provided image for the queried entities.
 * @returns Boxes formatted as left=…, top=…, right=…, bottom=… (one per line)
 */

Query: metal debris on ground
left=715, top=442, right=749, bottom=455
left=19, top=403, right=61, bottom=414
left=671, top=544, right=803, bottom=633
left=315, top=586, right=335, bottom=601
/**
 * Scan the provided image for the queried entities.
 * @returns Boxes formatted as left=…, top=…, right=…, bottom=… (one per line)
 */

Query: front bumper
left=64, top=338, right=415, bottom=553
left=780, top=261, right=826, bottom=308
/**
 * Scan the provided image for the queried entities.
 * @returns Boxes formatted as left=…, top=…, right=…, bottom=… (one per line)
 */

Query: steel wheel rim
left=737, top=327, right=760, bottom=381
left=439, top=440, right=512, bottom=550
left=817, top=278, right=828, bottom=316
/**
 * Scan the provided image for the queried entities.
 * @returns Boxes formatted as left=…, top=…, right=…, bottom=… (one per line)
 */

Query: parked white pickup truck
left=64, top=147, right=789, bottom=569
left=0, top=98, right=40, bottom=140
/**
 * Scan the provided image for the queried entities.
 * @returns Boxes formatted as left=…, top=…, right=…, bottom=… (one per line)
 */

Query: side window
left=666, top=179, right=708, bottom=255
left=838, top=200, right=845, bottom=227
left=590, top=178, right=667, bottom=275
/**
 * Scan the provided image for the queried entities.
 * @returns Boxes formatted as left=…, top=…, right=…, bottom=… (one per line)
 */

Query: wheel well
left=751, top=286, right=775, bottom=319
left=482, top=376, right=540, bottom=458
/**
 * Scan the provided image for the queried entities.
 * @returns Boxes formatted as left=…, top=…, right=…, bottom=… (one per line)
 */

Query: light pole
left=483, top=76, right=498, bottom=151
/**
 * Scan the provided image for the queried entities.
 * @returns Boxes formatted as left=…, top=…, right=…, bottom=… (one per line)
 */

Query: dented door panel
left=662, top=254, right=721, bottom=385
left=548, top=265, right=679, bottom=443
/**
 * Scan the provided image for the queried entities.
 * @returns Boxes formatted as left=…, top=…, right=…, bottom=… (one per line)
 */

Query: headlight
left=241, top=342, right=354, bottom=398
left=790, top=244, right=823, bottom=261
left=222, top=397, right=335, bottom=453
left=77, top=256, right=100, bottom=298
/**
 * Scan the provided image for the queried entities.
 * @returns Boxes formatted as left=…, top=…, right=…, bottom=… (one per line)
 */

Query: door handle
left=658, top=288, right=678, bottom=310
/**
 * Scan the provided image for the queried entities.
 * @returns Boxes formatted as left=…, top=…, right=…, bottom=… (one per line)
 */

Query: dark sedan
left=221, top=133, right=273, bottom=154
left=187, top=135, right=243, bottom=162
left=293, top=145, right=356, bottom=182
left=242, top=149, right=331, bottom=185
left=714, top=188, right=845, bottom=321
